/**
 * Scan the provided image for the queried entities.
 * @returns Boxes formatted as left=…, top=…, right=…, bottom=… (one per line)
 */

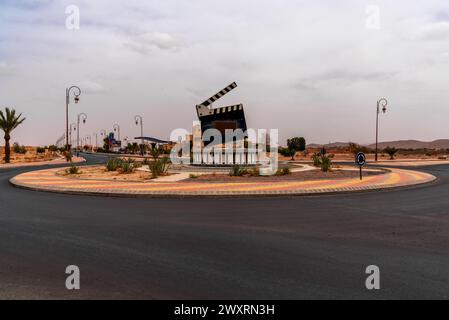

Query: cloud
left=418, top=22, right=449, bottom=41
left=125, top=31, right=183, bottom=54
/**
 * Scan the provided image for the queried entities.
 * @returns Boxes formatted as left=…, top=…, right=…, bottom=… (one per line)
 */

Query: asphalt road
left=1, top=153, right=449, bottom=299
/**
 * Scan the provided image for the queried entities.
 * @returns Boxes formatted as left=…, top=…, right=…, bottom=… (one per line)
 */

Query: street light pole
left=65, top=86, right=81, bottom=150
left=94, top=133, right=98, bottom=149
left=77, top=113, right=87, bottom=150
left=113, top=123, right=121, bottom=141
left=375, top=98, right=388, bottom=162
left=69, top=123, right=76, bottom=148
left=135, top=115, right=144, bottom=155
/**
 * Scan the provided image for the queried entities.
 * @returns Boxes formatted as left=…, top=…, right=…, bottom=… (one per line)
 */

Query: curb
left=9, top=170, right=438, bottom=199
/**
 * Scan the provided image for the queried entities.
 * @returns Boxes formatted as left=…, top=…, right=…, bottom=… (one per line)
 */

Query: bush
left=119, top=158, right=137, bottom=174
left=66, top=166, right=80, bottom=174
left=148, top=157, right=170, bottom=178
left=312, top=153, right=333, bottom=172
left=106, top=158, right=123, bottom=171
left=13, top=143, right=27, bottom=154
left=229, top=165, right=247, bottom=177
left=120, top=162, right=134, bottom=173
left=36, top=147, right=46, bottom=153
left=189, top=174, right=199, bottom=179
left=312, top=152, right=321, bottom=167
left=320, top=155, right=333, bottom=172
left=276, top=167, right=291, bottom=176
left=48, top=145, right=58, bottom=152
left=248, top=167, right=260, bottom=177
left=383, top=146, right=399, bottom=160
left=63, top=151, right=72, bottom=162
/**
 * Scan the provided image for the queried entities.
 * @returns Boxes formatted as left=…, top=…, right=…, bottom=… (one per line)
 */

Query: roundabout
left=9, top=162, right=436, bottom=197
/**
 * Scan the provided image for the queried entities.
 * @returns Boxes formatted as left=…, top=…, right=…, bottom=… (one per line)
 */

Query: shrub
left=63, top=151, right=72, bottom=162
left=275, top=167, right=291, bottom=176
left=312, top=152, right=321, bottom=167
left=36, top=147, right=46, bottom=153
left=148, top=157, right=170, bottom=178
left=312, top=153, right=333, bottom=172
left=229, top=165, right=247, bottom=177
left=48, top=145, right=58, bottom=152
left=119, top=158, right=137, bottom=174
left=320, top=155, right=333, bottom=172
left=13, top=143, right=27, bottom=154
left=248, top=167, right=260, bottom=177
left=66, top=166, right=80, bottom=174
left=189, top=173, right=199, bottom=179
left=384, top=146, right=399, bottom=160
left=106, top=158, right=122, bottom=171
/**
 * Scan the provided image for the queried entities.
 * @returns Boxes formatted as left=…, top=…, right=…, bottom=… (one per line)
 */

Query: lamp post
left=375, top=98, right=388, bottom=162
left=135, top=115, right=144, bottom=155
left=77, top=113, right=87, bottom=150
left=69, top=123, right=77, bottom=149
left=94, top=133, right=98, bottom=149
left=113, top=123, right=121, bottom=141
left=65, top=86, right=81, bottom=150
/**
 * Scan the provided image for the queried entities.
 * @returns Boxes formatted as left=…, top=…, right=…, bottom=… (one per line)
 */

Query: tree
left=384, top=146, right=399, bottom=160
left=0, top=108, right=26, bottom=163
left=287, top=137, right=306, bottom=160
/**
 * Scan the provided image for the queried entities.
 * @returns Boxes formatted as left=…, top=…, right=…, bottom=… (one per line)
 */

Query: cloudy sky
left=0, top=0, right=448, bottom=146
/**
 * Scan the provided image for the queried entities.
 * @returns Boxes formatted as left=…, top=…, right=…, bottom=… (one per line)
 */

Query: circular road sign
left=356, top=152, right=366, bottom=166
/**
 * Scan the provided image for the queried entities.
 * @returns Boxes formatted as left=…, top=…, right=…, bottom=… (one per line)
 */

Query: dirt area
left=185, top=169, right=385, bottom=182
left=57, top=165, right=154, bottom=181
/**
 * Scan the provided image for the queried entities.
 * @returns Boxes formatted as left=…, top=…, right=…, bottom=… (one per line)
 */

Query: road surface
left=1, top=153, right=448, bottom=299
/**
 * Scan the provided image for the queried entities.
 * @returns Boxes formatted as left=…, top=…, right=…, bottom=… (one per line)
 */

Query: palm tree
left=0, top=108, right=26, bottom=163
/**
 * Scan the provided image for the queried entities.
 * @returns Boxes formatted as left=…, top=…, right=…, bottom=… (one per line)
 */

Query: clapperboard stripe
left=213, top=104, right=243, bottom=115
left=200, top=82, right=237, bottom=107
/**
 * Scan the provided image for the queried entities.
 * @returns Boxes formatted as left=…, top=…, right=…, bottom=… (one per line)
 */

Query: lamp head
left=382, top=106, right=387, bottom=113
left=74, top=96, right=80, bottom=104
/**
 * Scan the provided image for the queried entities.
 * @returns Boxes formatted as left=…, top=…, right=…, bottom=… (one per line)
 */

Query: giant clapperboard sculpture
left=196, top=82, right=247, bottom=144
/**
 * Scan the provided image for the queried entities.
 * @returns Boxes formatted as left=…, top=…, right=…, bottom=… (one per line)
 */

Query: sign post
left=356, top=152, right=366, bottom=180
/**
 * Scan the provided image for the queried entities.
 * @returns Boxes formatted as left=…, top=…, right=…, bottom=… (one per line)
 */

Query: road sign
left=356, top=152, right=366, bottom=166
left=356, top=152, right=366, bottom=180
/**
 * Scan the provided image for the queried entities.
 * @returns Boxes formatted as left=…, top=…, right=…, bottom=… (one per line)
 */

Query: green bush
left=229, top=165, right=247, bottom=177
left=63, top=151, right=72, bottom=162
left=36, top=147, right=46, bottom=153
left=13, top=143, right=27, bottom=154
left=312, top=153, right=333, bottom=172
left=106, top=158, right=123, bottom=171
left=248, top=167, right=260, bottom=177
left=383, top=146, right=399, bottom=160
left=275, top=167, right=291, bottom=176
left=189, top=173, right=199, bottom=179
left=67, top=166, right=80, bottom=174
left=48, top=145, right=58, bottom=152
left=312, top=152, right=321, bottom=167
left=119, top=158, right=137, bottom=174
left=148, top=157, right=170, bottom=178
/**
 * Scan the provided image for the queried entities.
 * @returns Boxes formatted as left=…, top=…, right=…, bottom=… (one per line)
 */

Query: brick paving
left=9, top=166, right=436, bottom=197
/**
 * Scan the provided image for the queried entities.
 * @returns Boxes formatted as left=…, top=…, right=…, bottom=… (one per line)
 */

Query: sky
left=0, top=0, right=448, bottom=146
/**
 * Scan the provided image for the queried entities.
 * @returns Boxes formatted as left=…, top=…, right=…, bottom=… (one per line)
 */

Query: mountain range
left=307, top=140, right=449, bottom=150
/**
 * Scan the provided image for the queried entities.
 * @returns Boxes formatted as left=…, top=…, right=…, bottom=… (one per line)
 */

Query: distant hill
left=307, top=142, right=350, bottom=148
left=367, top=139, right=449, bottom=150
left=307, top=140, right=449, bottom=150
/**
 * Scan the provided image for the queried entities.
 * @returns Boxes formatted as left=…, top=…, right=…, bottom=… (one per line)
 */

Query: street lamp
left=135, top=115, right=144, bottom=155
left=69, top=123, right=77, bottom=148
left=77, top=113, right=87, bottom=150
left=113, top=123, right=121, bottom=141
left=375, top=98, right=388, bottom=162
left=65, top=86, right=81, bottom=150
